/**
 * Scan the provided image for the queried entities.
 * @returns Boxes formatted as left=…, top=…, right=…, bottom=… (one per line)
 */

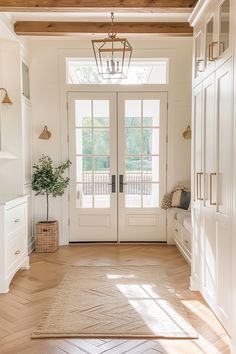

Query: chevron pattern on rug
left=32, top=265, right=197, bottom=339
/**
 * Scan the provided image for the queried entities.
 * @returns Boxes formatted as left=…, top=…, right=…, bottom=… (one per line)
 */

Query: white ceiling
left=6, top=12, right=190, bottom=23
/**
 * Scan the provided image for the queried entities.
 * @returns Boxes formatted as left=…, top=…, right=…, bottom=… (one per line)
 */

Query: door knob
left=108, top=175, right=116, bottom=193
left=119, top=175, right=127, bottom=193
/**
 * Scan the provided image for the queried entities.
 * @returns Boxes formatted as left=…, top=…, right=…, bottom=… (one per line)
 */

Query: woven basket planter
left=35, top=221, right=59, bottom=253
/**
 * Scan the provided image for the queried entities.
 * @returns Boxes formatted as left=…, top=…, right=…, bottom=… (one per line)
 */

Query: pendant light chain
left=110, top=12, right=116, bottom=39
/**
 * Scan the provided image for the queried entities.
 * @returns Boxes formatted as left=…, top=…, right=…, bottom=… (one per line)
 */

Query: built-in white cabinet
left=171, top=209, right=192, bottom=264
left=191, top=0, right=235, bottom=335
left=191, top=56, right=233, bottom=333
left=0, top=39, right=33, bottom=251
left=192, top=0, right=232, bottom=86
left=0, top=196, right=29, bottom=293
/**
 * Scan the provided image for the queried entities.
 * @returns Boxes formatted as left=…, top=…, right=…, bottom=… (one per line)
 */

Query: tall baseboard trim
left=190, top=275, right=200, bottom=291
left=231, top=339, right=235, bottom=354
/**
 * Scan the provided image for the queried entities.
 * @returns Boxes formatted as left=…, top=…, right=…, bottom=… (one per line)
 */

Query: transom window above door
left=66, top=58, right=168, bottom=85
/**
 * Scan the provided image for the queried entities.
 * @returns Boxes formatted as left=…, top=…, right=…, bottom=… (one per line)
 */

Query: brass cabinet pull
left=14, top=250, right=21, bottom=255
left=210, top=172, right=217, bottom=205
left=196, top=172, right=203, bottom=200
left=208, top=42, right=218, bottom=61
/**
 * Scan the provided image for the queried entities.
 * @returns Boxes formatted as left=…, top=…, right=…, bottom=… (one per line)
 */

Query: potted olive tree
left=32, top=155, right=71, bottom=252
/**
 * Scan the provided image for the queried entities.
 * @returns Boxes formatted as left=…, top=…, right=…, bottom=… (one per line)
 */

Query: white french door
left=68, top=92, right=117, bottom=242
left=117, top=92, right=167, bottom=241
left=68, top=91, right=167, bottom=242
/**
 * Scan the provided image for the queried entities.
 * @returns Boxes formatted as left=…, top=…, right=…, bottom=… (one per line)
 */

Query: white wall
left=29, top=37, right=192, bottom=244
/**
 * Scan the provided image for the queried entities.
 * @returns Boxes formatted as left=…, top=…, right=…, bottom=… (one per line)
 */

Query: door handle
left=196, top=172, right=203, bottom=200
left=108, top=175, right=116, bottom=193
left=210, top=172, right=216, bottom=205
left=208, top=42, right=218, bottom=61
left=119, top=175, right=127, bottom=193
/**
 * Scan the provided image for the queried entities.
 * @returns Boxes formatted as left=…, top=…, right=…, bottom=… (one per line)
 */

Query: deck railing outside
left=82, top=172, right=152, bottom=195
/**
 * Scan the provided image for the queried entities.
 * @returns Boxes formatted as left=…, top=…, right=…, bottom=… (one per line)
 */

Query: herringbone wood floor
left=0, top=244, right=231, bottom=354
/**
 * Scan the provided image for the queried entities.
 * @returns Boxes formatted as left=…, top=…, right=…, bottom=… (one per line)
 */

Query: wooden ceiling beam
left=14, top=21, right=193, bottom=36
left=0, top=0, right=198, bottom=12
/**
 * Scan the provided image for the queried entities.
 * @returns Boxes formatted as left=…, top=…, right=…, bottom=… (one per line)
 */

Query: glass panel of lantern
left=92, top=37, right=132, bottom=79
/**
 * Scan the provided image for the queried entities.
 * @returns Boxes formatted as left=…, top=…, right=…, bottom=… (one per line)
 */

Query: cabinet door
left=203, top=73, right=216, bottom=208
left=218, top=0, right=230, bottom=57
left=201, top=73, right=217, bottom=305
left=192, top=206, right=204, bottom=288
left=202, top=207, right=216, bottom=304
left=216, top=0, right=232, bottom=68
left=191, top=84, right=204, bottom=289
left=204, top=11, right=217, bottom=74
left=193, top=28, right=204, bottom=82
left=215, top=58, right=233, bottom=333
left=216, top=58, right=233, bottom=216
left=205, top=17, right=214, bottom=65
left=193, top=84, right=203, bottom=202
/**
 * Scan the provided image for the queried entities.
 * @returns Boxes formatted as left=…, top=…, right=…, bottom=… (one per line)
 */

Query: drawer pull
left=184, top=240, right=189, bottom=245
left=175, top=229, right=178, bottom=232
left=14, top=249, right=21, bottom=255
left=14, top=219, right=20, bottom=223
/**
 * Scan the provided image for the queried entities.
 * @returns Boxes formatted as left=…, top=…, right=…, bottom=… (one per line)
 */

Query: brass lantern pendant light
left=92, top=13, right=132, bottom=80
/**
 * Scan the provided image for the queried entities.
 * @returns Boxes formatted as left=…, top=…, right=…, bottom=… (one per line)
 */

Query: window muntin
left=67, top=58, right=168, bottom=85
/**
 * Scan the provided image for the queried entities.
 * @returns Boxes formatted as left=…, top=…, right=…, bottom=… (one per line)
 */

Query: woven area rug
left=32, top=266, right=197, bottom=339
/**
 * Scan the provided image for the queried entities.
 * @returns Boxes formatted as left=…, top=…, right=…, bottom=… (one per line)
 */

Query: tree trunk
left=46, top=193, right=49, bottom=222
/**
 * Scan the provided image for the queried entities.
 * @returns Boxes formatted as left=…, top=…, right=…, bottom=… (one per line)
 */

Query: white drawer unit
left=173, top=220, right=182, bottom=245
left=170, top=209, right=192, bottom=264
left=6, top=203, right=27, bottom=235
left=0, top=196, right=29, bottom=293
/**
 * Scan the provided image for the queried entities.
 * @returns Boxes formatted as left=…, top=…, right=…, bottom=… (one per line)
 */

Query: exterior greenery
left=81, top=116, right=153, bottom=172
left=32, top=155, right=71, bottom=222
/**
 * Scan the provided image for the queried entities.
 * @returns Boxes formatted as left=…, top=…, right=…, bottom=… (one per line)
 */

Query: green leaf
left=32, top=155, right=71, bottom=220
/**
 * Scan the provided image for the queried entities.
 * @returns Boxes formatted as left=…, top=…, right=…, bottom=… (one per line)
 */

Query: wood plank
left=0, top=245, right=231, bottom=354
left=0, top=0, right=198, bottom=12
left=14, top=21, right=193, bottom=36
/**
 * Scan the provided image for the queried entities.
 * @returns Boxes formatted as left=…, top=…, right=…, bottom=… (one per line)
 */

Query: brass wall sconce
left=0, top=88, right=13, bottom=104
left=39, top=125, right=51, bottom=140
left=183, top=125, right=191, bottom=140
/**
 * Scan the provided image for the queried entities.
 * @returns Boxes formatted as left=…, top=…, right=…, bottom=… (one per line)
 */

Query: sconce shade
left=0, top=88, right=12, bottom=104
left=183, top=125, right=191, bottom=140
left=39, top=125, right=51, bottom=140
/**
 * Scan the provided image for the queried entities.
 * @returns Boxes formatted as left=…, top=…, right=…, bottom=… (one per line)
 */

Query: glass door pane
left=219, top=0, right=230, bottom=56
left=195, top=33, right=202, bottom=78
left=206, top=18, right=214, bottom=63
left=124, top=99, right=160, bottom=208
left=75, top=99, right=111, bottom=208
